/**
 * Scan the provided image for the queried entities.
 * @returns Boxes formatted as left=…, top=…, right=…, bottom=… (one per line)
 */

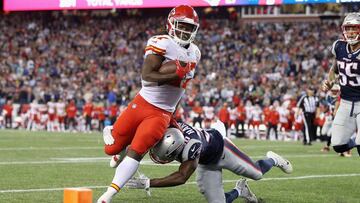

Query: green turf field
left=0, top=129, right=359, bottom=203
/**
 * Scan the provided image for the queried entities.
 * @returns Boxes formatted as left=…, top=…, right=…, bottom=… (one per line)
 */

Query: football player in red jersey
left=98, top=5, right=201, bottom=203
left=3, top=100, right=13, bottom=129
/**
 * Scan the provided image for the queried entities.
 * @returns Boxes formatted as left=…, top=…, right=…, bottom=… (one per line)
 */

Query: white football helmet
left=149, top=128, right=185, bottom=164
left=342, top=13, right=360, bottom=45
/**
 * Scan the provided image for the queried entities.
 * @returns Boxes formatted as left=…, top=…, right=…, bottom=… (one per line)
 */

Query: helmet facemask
left=168, top=19, right=199, bottom=46
left=342, top=13, right=360, bottom=46
left=342, top=25, right=360, bottom=45
left=149, top=143, right=184, bottom=164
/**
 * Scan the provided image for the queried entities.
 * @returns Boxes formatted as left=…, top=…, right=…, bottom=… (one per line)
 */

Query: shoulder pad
left=144, top=35, right=170, bottom=57
left=180, top=139, right=201, bottom=162
left=331, top=40, right=346, bottom=57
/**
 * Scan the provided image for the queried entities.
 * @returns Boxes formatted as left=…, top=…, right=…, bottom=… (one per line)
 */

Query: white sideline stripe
left=0, top=144, right=302, bottom=151
left=242, top=145, right=302, bottom=149
left=1, top=173, right=360, bottom=194
left=251, top=154, right=334, bottom=159
left=0, top=159, right=179, bottom=166
left=0, top=154, right=336, bottom=165
left=0, top=147, right=101, bottom=151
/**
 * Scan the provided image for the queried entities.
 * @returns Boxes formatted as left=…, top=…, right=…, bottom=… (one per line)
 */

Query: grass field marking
left=0, top=146, right=102, bottom=151
left=0, top=153, right=340, bottom=165
left=241, top=145, right=303, bottom=149
left=0, top=153, right=338, bottom=166
left=0, top=186, right=106, bottom=193
left=0, top=145, right=299, bottom=151
left=1, top=173, right=360, bottom=194
left=0, top=159, right=180, bottom=166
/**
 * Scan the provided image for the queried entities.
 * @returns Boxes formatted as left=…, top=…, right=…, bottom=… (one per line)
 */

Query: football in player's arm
left=125, top=120, right=293, bottom=203
left=97, top=5, right=201, bottom=203
left=322, top=12, right=360, bottom=156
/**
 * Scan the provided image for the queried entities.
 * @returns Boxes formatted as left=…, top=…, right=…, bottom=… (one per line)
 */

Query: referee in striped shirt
left=296, top=87, right=319, bottom=145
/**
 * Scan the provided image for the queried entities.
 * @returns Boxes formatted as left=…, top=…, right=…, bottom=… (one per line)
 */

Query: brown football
left=159, top=60, right=177, bottom=74
left=159, top=60, right=187, bottom=74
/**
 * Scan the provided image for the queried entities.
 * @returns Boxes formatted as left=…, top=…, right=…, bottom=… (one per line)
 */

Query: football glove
left=103, top=125, right=114, bottom=145
left=126, top=175, right=150, bottom=190
left=125, top=172, right=151, bottom=196
left=175, top=60, right=195, bottom=79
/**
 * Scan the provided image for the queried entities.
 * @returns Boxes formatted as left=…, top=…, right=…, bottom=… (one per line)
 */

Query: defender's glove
left=175, top=60, right=195, bottom=79
left=126, top=175, right=150, bottom=190
left=125, top=172, right=151, bottom=196
left=103, top=125, right=114, bottom=145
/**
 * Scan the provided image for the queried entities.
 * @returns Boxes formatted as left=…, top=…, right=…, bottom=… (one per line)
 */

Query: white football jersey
left=29, top=102, right=38, bottom=115
left=139, top=35, right=201, bottom=112
left=229, top=107, right=238, bottom=121
left=203, top=106, right=215, bottom=120
left=278, top=107, right=290, bottom=123
left=38, top=103, right=48, bottom=113
left=48, top=101, right=56, bottom=114
left=56, top=102, right=66, bottom=116
left=245, top=104, right=253, bottom=120
left=251, top=108, right=262, bottom=122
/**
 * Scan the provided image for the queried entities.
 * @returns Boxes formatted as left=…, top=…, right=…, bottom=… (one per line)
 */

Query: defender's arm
left=150, top=159, right=198, bottom=187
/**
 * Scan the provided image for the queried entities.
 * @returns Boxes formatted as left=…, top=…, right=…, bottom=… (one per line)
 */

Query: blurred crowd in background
left=0, top=11, right=341, bottom=141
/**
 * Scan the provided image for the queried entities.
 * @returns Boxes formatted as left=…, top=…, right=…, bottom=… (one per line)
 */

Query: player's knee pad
left=333, top=144, right=351, bottom=153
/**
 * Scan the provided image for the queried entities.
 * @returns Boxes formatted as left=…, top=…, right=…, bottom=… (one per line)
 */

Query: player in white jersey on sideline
left=47, top=97, right=57, bottom=132
left=203, top=105, right=215, bottom=128
left=278, top=103, right=291, bottom=140
left=228, top=105, right=238, bottom=136
left=55, top=98, right=66, bottom=132
left=250, top=104, right=262, bottom=140
left=38, top=101, right=48, bottom=130
left=27, top=100, right=39, bottom=131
